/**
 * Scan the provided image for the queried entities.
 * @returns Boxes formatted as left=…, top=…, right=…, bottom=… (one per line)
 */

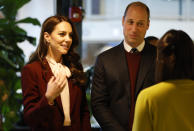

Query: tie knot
left=130, top=48, right=138, bottom=53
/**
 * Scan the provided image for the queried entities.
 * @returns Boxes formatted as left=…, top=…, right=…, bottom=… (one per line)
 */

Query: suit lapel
left=135, top=43, right=153, bottom=95
left=117, top=43, right=131, bottom=101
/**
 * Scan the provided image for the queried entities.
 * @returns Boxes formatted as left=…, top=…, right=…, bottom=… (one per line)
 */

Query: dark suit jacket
left=91, top=41, right=156, bottom=131
left=21, top=59, right=91, bottom=131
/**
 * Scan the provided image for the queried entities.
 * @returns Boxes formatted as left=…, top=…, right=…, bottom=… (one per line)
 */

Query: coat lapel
left=135, top=43, right=153, bottom=95
left=41, top=58, right=64, bottom=115
left=41, top=59, right=53, bottom=93
left=117, top=43, right=131, bottom=102
left=68, top=81, right=77, bottom=114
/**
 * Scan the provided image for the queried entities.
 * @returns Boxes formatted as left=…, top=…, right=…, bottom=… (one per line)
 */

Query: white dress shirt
left=123, top=40, right=145, bottom=53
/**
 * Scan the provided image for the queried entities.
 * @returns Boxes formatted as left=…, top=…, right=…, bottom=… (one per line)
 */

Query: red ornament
left=69, top=7, right=82, bottom=22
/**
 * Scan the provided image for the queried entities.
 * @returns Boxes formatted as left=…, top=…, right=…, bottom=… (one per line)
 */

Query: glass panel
left=83, top=0, right=194, bottom=20
left=147, top=0, right=179, bottom=19
left=182, top=0, right=194, bottom=19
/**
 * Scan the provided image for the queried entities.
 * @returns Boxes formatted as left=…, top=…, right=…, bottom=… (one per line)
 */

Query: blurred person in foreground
left=132, top=29, right=194, bottom=131
left=91, top=1, right=156, bottom=131
left=21, top=15, right=91, bottom=131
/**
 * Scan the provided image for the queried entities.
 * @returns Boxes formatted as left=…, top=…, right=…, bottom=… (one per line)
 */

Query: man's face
left=122, top=5, right=149, bottom=47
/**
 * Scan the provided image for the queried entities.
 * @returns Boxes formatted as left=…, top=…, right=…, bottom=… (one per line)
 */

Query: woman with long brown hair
left=21, top=15, right=91, bottom=131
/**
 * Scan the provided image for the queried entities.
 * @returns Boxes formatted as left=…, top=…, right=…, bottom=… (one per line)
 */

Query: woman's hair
left=145, top=36, right=158, bottom=42
left=155, top=29, right=194, bottom=82
left=145, top=36, right=159, bottom=47
left=28, top=15, right=86, bottom=87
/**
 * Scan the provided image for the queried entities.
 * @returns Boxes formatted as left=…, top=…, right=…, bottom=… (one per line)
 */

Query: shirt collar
left=123, top=40, right=145, bottom=53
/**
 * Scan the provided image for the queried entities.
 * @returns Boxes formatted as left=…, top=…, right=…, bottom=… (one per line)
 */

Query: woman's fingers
left=55, top=66, right=68, bottom=88
left=61, top=78, right=68, bottom=88
left=55, top=75, right=64, bottom=88
left=48, top=76, right=55, bottom=84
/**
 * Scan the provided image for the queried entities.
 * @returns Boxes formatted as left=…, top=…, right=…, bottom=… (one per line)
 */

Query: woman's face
left=45, top=21, right=73, bottom=57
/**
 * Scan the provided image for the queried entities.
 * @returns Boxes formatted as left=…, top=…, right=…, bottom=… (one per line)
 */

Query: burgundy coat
left=21, top=59, right=91, bottom=131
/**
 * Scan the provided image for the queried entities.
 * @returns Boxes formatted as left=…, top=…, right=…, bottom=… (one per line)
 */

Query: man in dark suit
left=91, top=2, right=156, bottom=131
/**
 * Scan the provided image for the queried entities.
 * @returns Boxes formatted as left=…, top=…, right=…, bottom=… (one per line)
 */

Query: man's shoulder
left=98, top=43, right=123, bottom=57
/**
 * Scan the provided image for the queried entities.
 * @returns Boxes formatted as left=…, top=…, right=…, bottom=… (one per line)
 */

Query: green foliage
left=0, top=68, right=22, bottom=131
left=85, top=66, right=94, bottom=117
left=0, top=0, right=40, bottom=130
